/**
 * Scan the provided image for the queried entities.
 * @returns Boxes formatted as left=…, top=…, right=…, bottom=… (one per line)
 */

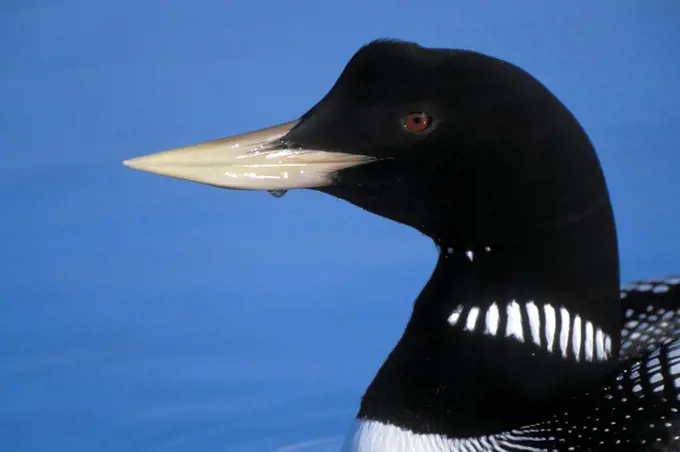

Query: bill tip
left=122, top=157, right=142, bottom=169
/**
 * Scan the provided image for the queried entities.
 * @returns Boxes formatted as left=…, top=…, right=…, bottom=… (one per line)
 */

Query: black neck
left=358, top=200, right=621, bottom=437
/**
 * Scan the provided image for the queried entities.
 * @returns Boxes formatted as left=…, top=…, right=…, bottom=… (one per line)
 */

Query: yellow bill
left=123, top=120, right=373, bottom=191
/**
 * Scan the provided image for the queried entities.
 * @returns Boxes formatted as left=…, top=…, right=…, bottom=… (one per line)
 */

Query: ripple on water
left=275, top=436, right=345, bottom=452
left=111, top=405, right=348, bottom=452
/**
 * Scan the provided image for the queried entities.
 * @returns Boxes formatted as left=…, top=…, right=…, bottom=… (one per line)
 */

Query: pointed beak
left=123, top=120, right=373, bottom=191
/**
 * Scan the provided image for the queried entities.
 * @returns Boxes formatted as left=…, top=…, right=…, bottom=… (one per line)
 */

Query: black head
left=284, top=39, right=611, bottom=249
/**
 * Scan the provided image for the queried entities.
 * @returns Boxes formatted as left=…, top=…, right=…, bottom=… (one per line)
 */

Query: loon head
left=124, top=39, right=623, bottom=439
left=125, top=39, right=611, bottom=249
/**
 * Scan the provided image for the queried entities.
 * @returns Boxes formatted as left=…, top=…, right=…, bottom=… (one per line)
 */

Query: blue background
left=2, top=2, right=679, bottom=451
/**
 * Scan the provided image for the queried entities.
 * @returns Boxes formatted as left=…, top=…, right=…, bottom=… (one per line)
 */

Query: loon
left=123, top=40, right=680, bottom=451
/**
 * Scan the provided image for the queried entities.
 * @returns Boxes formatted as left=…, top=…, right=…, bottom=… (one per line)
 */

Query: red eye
left=404, top=112, right=432, bottom=132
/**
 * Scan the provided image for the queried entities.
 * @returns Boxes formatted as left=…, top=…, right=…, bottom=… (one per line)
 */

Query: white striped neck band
left=447, top=300, right=613, bottom=361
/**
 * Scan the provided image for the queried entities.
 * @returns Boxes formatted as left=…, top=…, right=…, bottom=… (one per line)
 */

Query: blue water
left=2, top=2, right=680, bottom=451
left=1, top=181, right=433, bottom=451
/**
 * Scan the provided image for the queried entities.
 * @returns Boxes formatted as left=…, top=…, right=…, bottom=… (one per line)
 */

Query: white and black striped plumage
left=621, top=276, right=680, bottom=359
left=346, top=340, right=680, bottom=451
left=345, top=276, right=680, bottom=451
